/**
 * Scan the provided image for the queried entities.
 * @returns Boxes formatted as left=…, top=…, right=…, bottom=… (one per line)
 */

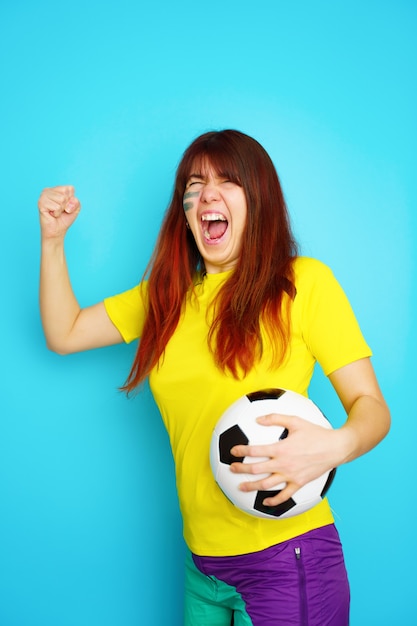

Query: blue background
left=0, top=1, right=415, bottom=624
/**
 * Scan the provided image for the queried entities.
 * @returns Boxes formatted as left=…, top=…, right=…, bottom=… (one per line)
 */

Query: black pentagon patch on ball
left=247, top=388, right=286, bottom=402
left=254, top=490, right=297, bottom=517
left=321, top=467, right=337, bottom=497
left=219, top=425, right=249, bottom=464
left=279, top=428, right=289, bottom=440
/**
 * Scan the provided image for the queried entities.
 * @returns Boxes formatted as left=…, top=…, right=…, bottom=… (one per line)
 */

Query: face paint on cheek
left=183, top=190, right=199, bottom=212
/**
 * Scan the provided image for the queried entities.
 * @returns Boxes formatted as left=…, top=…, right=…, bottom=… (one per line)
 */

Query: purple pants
left=187, top=524, right=350, bottom=625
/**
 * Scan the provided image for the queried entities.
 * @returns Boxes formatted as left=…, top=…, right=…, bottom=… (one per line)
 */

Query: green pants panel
left=184, top=551, right=253, bottom=626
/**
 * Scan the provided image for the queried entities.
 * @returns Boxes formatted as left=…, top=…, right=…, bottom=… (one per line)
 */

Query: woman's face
left=183, top=164, right=248, bottom=274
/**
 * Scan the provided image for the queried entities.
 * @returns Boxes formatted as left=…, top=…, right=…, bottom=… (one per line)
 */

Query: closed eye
left=185, top=179, right=204, bottom=190
left=220, top=179, right=239, bottom=188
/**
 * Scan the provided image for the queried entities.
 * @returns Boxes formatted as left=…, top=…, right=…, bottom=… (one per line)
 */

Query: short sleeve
left=103, top=283, right=148, bottom=343
left=295, top=258, right=372, bottom=376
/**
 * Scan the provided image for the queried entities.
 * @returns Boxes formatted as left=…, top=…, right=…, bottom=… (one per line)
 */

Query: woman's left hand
left=229, top=413, right=347, bottom=507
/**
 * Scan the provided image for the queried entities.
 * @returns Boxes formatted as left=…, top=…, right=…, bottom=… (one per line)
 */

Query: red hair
left=122, top=130, right=298, bottom=392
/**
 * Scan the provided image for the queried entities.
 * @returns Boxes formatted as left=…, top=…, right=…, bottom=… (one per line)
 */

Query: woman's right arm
left=38, top=185, right=124, bottom=354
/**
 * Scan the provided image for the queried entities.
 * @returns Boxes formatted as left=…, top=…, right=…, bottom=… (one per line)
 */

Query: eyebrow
left=186, top=171, right=239, bottom=185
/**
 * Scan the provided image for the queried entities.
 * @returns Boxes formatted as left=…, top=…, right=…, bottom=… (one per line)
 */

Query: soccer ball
left=210, top=388, right=336, bottom=519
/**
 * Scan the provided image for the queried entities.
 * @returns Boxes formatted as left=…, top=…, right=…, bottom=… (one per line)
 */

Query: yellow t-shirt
left=104, top=257, right=372, bottom=556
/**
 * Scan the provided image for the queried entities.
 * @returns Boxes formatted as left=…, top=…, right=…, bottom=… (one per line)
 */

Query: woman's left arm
left=230, top=357, right=390, bottom=506
left=327, top=357, right=390, bottom=463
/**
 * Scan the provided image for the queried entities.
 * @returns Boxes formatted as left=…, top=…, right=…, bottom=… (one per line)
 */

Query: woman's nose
left=201, top=182, right=220, bottom=203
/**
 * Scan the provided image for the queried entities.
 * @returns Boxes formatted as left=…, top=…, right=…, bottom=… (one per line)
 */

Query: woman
left=38, top=129, right=390, bottom=625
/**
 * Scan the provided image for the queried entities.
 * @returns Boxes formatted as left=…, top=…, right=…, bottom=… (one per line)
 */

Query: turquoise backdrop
left=0, top=1, right=415, bottom=624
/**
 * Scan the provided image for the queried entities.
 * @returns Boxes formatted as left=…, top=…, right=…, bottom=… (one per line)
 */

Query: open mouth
left=201, top=213, right=229, bottom=241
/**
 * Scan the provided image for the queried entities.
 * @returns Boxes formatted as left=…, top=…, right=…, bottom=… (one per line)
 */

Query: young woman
left=38, top=129, right=390, bottom=625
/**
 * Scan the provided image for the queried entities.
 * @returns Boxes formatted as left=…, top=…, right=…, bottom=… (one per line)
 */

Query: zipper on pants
left=295, top=547, right=308, bottom=625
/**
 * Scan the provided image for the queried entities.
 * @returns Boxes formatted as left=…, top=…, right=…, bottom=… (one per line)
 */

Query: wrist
left=41, top=233, right=66, bottom=249
left=333, top=425, right=358, bottom=466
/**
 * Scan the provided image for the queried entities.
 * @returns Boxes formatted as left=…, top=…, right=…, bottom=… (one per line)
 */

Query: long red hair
left=122, top=130, right=298, bottom=392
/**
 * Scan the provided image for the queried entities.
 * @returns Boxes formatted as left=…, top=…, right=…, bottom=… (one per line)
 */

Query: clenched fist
left=38, top=185, right=81, bottom=240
